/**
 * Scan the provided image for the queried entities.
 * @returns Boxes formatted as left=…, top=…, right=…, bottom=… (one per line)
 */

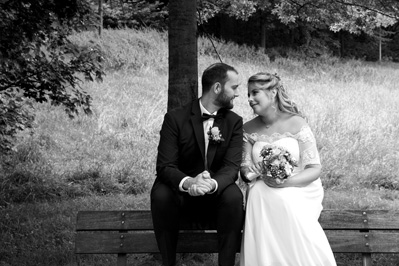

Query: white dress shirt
left=178, top=100, right=219, bottom=193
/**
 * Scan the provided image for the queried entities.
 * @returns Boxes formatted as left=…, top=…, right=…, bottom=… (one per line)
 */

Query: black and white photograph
left=1, top=1, right=399, bottom=265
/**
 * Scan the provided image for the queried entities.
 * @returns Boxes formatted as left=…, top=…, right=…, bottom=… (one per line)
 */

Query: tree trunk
left=168, top=0, right=198, bottom=112
left=98, top=0, right=103, bottom=36
left=260, top=13, right=266, bottom=53
left=339, top=31, right=344, bottom=58
left=379, top=27, right=382, bottom=62
left=298, top=22, right=311, bottom=50
left=220, top=14, right=235, bottom=42
left=119, top=0, right=125, bottom=16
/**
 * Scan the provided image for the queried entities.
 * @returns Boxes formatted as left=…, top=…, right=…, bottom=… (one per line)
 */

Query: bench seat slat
left=76, top=210, right=399, bottom=231
left=75, top=231, right=399, bottom=254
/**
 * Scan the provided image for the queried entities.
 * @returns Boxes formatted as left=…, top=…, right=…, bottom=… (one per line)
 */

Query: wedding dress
left=240, top=126, right=336, bottom=266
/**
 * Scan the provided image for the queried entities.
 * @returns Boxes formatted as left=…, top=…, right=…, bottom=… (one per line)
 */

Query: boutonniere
left=208, top=126, right=225, bottom=144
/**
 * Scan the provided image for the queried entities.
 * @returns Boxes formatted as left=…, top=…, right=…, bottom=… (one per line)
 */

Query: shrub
left=0, top=93, right=34, bottom=153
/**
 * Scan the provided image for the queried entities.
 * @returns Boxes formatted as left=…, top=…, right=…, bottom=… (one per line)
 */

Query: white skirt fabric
left=240, top=178, right=336, bottom=266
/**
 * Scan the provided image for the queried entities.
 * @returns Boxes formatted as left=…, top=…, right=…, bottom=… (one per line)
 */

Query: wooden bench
left=75, top=209, right=399, bottom=266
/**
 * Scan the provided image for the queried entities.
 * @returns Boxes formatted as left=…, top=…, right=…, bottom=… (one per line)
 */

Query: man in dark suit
left=151, top=63, right=245, bottom=266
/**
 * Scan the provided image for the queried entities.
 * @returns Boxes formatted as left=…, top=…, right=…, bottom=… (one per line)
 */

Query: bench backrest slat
left=76, top=211, right=153, bottom=231
left=76, top=210, right=399, bottom=231
left=366, top=211, right=399, bottom=229
left=319, top=210, right=399, bottom=230
left=75, top=231, right=159, bottom=253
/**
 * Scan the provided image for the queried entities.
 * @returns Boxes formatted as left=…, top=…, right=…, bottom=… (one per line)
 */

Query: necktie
left=201, top=113, right=222, bottom=121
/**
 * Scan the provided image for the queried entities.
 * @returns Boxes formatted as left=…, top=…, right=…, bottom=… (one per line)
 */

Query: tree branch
left=334, top=0, right=399, bottom=20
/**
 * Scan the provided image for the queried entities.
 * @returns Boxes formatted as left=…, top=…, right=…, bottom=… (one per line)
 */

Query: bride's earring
left=271, top=104, right=277, bottom=114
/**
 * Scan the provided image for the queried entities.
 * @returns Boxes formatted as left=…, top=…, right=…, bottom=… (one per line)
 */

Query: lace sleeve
left=241, top=132, right=253, bottom=167
left=240, top=132, right=257, bottom=183
left=297, top=126, right=321, bottom=167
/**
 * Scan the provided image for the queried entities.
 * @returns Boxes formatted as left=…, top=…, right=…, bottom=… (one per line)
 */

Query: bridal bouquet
left=259, top=144, right=298, bottom=184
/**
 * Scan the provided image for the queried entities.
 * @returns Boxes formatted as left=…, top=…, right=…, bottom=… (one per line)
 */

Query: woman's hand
left=248, top=162, right=263, bottom=176
left=240, top=165, right=260, bottom=183
left=264, top=166, right=322, bottom=188
left=263, top=175, right=287, bottom=188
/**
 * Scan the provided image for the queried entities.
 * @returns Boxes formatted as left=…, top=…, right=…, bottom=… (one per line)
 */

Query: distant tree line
left=99, top=0, right=399, bottom=61
left=202, top=13, right=399, bottom=61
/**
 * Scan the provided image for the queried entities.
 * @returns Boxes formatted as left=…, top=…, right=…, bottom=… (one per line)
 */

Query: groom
left=151, top=63, right=245, bottom=266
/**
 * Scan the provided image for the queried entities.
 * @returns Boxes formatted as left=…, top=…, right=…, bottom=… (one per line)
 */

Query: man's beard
left=215, top=88, right=234, bottom=109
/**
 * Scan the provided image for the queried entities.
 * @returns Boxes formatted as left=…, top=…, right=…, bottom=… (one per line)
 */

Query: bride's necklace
left=260, top=115, right=278, bottom=129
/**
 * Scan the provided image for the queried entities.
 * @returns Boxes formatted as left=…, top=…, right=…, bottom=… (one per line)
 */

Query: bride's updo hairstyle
left=248, top=72, right=303, bottom=118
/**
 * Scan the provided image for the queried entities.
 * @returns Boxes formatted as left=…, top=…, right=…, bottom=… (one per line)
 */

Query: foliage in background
left=198, top=0, right=398, bottom=32
left=70, top=28, right=168, bottom=71
left=0, top=0, right=104, bottom=152
left=0, top=93, right=34, bottom=151
left=100, top=0, right=168, bottom=29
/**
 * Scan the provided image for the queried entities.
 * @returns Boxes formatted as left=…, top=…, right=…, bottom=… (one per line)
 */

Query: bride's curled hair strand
left=248, top=72, right=304, bottom=118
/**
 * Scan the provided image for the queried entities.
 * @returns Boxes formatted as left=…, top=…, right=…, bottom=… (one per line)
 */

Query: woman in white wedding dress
left=239, top=72, right=336, bottom=266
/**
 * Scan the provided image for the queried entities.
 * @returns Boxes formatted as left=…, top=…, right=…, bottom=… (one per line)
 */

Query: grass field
left=1, top=28, right=399, bottom=265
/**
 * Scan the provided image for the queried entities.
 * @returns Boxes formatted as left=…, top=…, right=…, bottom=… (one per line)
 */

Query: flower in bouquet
left=208, top=126, right=224, bottom=144
left=259, top=144, right=298, bottom=184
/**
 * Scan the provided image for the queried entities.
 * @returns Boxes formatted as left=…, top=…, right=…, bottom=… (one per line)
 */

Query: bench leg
left=75, top=255, right=81, bottom=266
left=362, top=253, right=371, bottom=266
left=117, top=253, right=127, bottom=266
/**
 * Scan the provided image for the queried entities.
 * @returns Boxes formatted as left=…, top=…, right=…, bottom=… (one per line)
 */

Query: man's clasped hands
left=182, top=171, right=216, bottom=196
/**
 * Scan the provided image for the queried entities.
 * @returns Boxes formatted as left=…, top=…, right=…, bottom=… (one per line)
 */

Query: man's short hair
left=201, top=63, right=238, bottom=94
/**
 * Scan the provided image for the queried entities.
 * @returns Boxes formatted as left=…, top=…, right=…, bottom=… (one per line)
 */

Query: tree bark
left=379, top=27, right=382, bottom=62
left=260, top=21, right=267, bottom=53
left=220, top=14, right=235, bottom=42
left=339, top=31, right=344, bottom=58
left=168, top=0, right=198, bottom=112
left=98, top=0, right=103, bottom=36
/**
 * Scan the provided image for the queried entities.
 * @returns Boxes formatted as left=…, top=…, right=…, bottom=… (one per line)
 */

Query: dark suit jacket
left=155, top=99, right=243, bottom=195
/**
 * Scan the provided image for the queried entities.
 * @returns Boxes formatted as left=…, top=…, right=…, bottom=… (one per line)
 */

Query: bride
left=239, top=72, right=337, bottom=266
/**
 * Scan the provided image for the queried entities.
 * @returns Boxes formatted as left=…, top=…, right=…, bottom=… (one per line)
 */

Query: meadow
left=1, top=28, right=399, bottom=265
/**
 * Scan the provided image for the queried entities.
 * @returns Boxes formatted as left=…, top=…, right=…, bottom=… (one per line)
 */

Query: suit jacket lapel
left=191, top=100, right=206, bottom=165
left=207, top=110, right=225, bottom=169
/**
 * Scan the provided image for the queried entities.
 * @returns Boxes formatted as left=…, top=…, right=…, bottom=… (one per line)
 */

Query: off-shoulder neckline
left=244, top=125, right=311, bottom=139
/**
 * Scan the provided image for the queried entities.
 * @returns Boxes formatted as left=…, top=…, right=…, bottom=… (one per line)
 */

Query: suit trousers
left=151, top=182, right=245, bottom=266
